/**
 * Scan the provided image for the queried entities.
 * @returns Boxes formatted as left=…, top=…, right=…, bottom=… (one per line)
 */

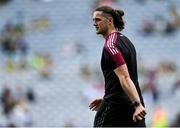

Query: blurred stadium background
left=0, top=0, right=180, bottom=127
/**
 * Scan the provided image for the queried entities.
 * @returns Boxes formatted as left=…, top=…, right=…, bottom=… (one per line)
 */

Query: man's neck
left=103, top=28, right=117, bottom=39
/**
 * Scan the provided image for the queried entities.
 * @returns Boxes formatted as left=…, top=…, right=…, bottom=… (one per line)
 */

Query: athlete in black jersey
left=89, top=6, right=146, bottom=127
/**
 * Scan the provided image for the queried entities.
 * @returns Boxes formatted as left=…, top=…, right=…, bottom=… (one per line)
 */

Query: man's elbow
left=119, top=75, right=130, bottom=84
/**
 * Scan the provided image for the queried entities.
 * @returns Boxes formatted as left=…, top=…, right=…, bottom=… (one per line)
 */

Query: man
left=89, top=6, right=146, bottom=127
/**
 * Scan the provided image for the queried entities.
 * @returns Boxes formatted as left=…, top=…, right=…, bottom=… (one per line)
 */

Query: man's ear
left=108, top=17, right=113, bottom=24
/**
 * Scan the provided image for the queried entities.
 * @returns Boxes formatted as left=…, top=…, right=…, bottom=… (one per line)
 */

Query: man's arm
left=114, top=64, right=140, bottom=103
left=114, top=64, right=146, bottom=122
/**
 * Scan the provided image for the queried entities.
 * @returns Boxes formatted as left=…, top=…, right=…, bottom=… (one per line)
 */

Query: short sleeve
left=105, top=33, right=125, bottom=68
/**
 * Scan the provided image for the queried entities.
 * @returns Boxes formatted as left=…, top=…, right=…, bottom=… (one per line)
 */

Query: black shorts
left=94, top=100, right=146, bottom=127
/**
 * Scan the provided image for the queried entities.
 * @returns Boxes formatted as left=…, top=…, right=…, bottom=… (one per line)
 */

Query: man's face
left=93, top=11, right=109, bottom=35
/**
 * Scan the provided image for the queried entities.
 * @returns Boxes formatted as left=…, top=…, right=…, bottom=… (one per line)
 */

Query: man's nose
left=93, top=21, right=97, bottom=26
left=93, top=23, right=96, bottom=26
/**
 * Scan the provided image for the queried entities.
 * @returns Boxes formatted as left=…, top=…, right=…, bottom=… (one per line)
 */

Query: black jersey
left=101, top=32, right=144, bottom=108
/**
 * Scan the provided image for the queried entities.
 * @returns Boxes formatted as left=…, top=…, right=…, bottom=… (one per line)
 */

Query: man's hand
left=89, top=98, right=103, bottom=111
left=133, top=104, right=146, bottom=122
